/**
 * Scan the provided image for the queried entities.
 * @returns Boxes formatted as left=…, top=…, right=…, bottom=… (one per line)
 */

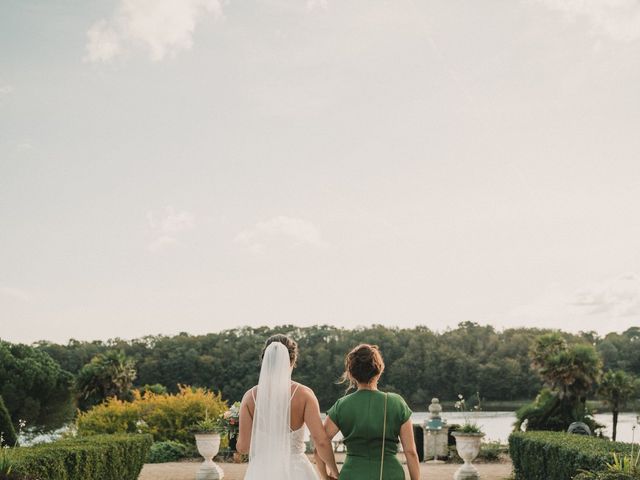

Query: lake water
left=410, top=411, right=639, bottom=443
left=320, top=411, right=640, bottom=444
left=23, top=412, right=639, bottom=446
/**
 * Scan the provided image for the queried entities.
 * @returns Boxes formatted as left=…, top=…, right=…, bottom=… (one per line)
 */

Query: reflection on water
left=29, top=412, right=640, bottom=446
left=410, top=411, right=639, bottom=443
left=319, top=411, right=639, bottom=444
left=18, top=425, right=70, bottom=446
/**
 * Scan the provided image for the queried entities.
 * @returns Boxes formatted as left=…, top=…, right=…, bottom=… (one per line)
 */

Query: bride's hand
left=327, top=466, right=339, bottom=479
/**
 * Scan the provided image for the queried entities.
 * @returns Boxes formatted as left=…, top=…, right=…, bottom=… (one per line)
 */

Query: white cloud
left=532, top=0, right=640, bottom=41
left=148, top=235, right=178, bottom=253
left=571, top=272, right=640, bottom=316
left=15, top=142, right=34, bottom=154
left=307, top=0, right=328, bottom=11
left=0, top=287, right=31, bottom=302
left=147, top=207, right=196, bottom=253
left=85, top=0, right=223, bottom=63
left=506, top=272, right=640, bottom=332
left=85, top=20, right=122, bottom=63
left=235, top=215, right=328, bottom=253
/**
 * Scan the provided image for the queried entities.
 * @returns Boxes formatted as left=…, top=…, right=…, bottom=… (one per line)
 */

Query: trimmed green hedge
left=509, top=431, right=633, bottom=480
left=10, top=434, right=152, bottom=480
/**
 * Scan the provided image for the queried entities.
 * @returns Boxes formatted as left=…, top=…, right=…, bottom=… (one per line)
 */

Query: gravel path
left=139, top=460, right=513, bottom=480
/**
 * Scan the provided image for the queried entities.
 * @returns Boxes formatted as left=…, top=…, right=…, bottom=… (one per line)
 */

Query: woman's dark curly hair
left=339, top=343, right=385, bottom=389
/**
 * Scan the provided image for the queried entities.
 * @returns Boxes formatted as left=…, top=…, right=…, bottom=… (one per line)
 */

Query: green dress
left=327, top=390, right=412, bottom=480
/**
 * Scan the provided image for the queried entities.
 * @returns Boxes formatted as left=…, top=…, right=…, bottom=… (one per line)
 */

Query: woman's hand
left=326, top=464, right=339, bottom=479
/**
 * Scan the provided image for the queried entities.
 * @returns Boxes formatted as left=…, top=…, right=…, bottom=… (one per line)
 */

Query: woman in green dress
left=315, top=344, right=420, bottom=480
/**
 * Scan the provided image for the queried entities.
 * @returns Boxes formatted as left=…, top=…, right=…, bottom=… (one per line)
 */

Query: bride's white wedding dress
left=288, top=423, right=320, bottom=478
left=244, top=343, right=319, bottom=480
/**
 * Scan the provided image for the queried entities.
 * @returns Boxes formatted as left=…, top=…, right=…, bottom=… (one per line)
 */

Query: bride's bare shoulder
left=241, top=386, right=258, bottom=403
left=293, top=382, right=317, bottom=399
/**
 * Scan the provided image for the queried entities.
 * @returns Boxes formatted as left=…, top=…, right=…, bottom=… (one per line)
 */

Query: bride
left=237, top=334, right=339, bottom=480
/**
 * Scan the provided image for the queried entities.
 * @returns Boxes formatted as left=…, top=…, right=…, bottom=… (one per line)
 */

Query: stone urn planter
left=195, top=433, right=224, bottom=480
left=452, top=431, right=485, bottom=480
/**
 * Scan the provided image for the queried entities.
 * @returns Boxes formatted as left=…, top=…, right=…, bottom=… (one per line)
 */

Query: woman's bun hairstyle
left=339, top=343, right=385, bottom=389
left=262, top=334, right=299, bottom=367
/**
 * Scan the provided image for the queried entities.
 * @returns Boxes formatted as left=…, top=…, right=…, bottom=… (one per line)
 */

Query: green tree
left=0, top=395, right=17, bottom=447
left=76, top=350, right=137, bottom=410
left=0, top=341, right=74, bottom=428
left=515, top=333, right=603, bottom=432
left=598, top=369, right=637, bottom=441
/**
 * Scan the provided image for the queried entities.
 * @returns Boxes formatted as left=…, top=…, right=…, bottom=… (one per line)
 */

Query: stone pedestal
left=423, top=427, right=449, bottom=460
left=196, top=464, right=224, bottom=480
left=195, top=433, right=224, bottom=480
left=452, top=432, right=484, bottom=480
left=422, top=398, right=449, bottom=461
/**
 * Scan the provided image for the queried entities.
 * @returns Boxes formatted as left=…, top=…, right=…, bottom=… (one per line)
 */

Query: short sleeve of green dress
left=327, top=390, right=413, bottom=480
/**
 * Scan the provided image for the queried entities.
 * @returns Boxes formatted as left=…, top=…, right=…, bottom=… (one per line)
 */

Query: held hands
left=325, top=465, right=339, bottom=480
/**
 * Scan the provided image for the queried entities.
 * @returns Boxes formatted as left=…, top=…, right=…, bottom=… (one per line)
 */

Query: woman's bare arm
left=305, top=391, right=339, bottom=479
left=313, top=415, right=340, bottom=479
left=236, top=389, right=254, bottom=454
left=399, top=419, right=420, bottom=480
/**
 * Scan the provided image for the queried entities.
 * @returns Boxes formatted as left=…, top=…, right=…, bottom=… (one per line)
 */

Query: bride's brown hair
left=261, top=334, right=299, bottom=367
left=339, top=344, right=385, bottom=390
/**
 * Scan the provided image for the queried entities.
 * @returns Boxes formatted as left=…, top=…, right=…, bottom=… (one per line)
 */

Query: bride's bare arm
left=314, top=416, right=339, bottom=479
left=304, top=391, right=339, bottom=479
left=236, top=389, right=254, bottom=454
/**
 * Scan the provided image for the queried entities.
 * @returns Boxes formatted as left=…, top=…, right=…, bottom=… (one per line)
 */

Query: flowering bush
left=76, top=385, right=227, bottom=444
left=218, top=403, right=240, bottom=439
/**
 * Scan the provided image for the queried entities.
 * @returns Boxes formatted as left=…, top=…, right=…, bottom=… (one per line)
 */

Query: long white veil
left=245, top=342, right=292, bottom=479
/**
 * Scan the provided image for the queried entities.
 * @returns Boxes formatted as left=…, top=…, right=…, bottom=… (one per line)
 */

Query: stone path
left=139, top=461, right=513, bottom=480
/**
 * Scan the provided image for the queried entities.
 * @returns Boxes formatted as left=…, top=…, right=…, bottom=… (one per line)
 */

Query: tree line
left=1, top=323, right=639, bottom=432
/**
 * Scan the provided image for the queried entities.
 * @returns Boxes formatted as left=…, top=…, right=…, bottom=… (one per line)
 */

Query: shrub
left=478, top=441, right=503, bottom=462
left=8, top=434, right=152, bottom=480
left=509, top=431, right=633, bottom=480
left=76, top=385, right=227, bottom=443
left=0, top=396, right=17, bottom=447
left=147, top=440, right=188, bottom=463
left=575, top=474, right=640, bottom=480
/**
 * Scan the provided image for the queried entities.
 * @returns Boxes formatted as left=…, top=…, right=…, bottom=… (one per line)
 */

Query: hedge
left=509, top=431, right=634, bottom=480
left=10, top=434, right=152, bottom=480
left=0, top=395, right=17, bottom=447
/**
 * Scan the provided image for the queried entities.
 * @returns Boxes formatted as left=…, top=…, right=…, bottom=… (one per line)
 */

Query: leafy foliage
left=478, top=441, right=503, bottom=461
left=75, top=350, right=137, bottom=410
left=1, top=323, right=633, bottom=424
left=509, top=431, right=633, bottom=480
left=7, top=434, right=151, bottom=480
left=0, top=341, right=74, bottom=429
left=598, top=370, right=638, bottom=441
left=76, top=386, right=226, bottom=443
left=0, top=396, right=16, bottom=447
left=147, top=440, right=188, bottom=463
left=37, top=323, right=548, bottom=409
left=516, top=334, right=603, bottom=433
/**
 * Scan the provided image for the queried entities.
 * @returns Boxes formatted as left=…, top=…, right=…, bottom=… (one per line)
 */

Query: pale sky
left=2, top=0, right=640, bottom=343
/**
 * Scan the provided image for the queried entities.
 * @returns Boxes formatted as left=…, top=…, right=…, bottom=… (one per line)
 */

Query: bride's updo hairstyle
left=340, top=344, right=385, bottom=389
left=262, top=334, right=299, bottom=367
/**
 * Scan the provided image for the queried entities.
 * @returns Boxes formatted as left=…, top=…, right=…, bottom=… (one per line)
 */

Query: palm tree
left=75, top=350, right=137, bottom=410
left=598, top=369, right=636, bottom=441
left=517, top=334, right=603, bottom=432
left=532, top=335, right=602, bottom=402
